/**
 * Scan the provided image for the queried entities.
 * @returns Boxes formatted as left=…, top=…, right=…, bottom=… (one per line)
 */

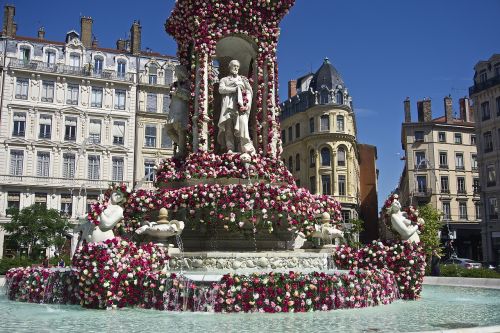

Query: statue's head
left=390, top=199, right=401, bottom=213
left=229, top=59, right=240, bottom=75
left=110, top=191, right=126, bottom=205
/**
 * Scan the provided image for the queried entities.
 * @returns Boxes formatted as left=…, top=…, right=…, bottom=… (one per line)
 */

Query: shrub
left=0, top=257, right=36, bottom=275
left=439, top=264, right=500, bottom=279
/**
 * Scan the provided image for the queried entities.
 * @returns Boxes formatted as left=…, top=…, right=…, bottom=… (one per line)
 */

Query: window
left=145, top=125, right=157, bottom=147
left=471, top=154, right=478, bottom=170
left=281, top=130, right=286, bottom=144
left=479, top=71, right=487, bottom=83
left=309, top=117, right=315, bottom=133
left=113, top=121, right=125, bottom=145
left=481, top=101, right=490, bottom=121
left=488, top=197, right=498, bottom=219
left=88, top=119, right=101, bottom=144
left=10, top=150, right=23, bottom=176
left=12, top=113, right=26, bottom=137
left=337, top=147, right=346, bottom=167
left=471, top=135, right=476, bottom=145
left=117, top=61, right=126, bottom=78
left=459, top=202, right=467, bottom=220
left=439, top=152, right=448, bottom=168
left=415, top=151, right=426, bottom=168
left=341, top=210, right=350, bottom=222
left=454, top=133, right=462, bottom=144
left=309, top=176, right=316, bottom=194
left=442, top=202, right=451, bottom=220
left=67, top=84, right=79, bottom=105
left=147, top=93, right=157, bottom=112
left=36, top=152, right=50, bottom=177
left=162, top=94, right=171, bottom=114
left=475, top=203, right=481, bottom=220
left=91, top=87, right=103, bottom=108
left=144, top=160, right=156, bottom=181
left=60, top=194, right=73, bottom=218
left=338, top=175, right=346, bottom=196
left=295, top=154, right=300, bottom=171
left=40, top=80, right=54, bottom=102
left=295, top=123, right=300, bottom=139
left=15, top=78, right=29, bottom=99
left=415, top=131, right=424, bottom=142
left=148, top=64, right=158, bottom=84
left=7, top=192, right=20, bottom=212
left=440, top=176, right=449, bottom=193
left=455, top=153, right=464, bottom=170
left=321, top=175, right=331, bottom=195
left=34, top=193, right=47, bottom=208
left=438, top=132, right=446, bottom=142
left=88, top=155, right=100, bottom=180
left=309, top=149, right=315, bottom=167
left=112, top=157, right=124, bottom=181
left=288, top=156, right=293, bottom=171
left=62, top=153, right=75, bottom=179
left=457, top=177, right=466, bottom=194
left=336, top=90, right=344, bottom=105
left=417, top=175, right=427, bottom=193
left=164, top=68, right=174, bottom=85
left=20, top=47, right=30, bottom=62
left=39, top=115, right=51, bottom=139
left=288, top=127, right=292, bottom=142
left=64, top=117, right=77, bottom=141
left=487, top=164, right=497, bottom=187
left=115, top=90, right=126, bottom=110
left=94, top=57, right=103, bottom=74
left=483, top=131, right=493, bottom=152
left=320, top=89, right=329, bottom=104
left=337, top=115, right=344, bottom=132
left=45, top=50, right=56, bottom=65
left=320, top=115, right=330, bottom=131
left=473, top=178, right=480, bottom=193
left=321, top=147, right=331, bottom=166
left=161, top=126, right=172, bottom=148
left=69, top=53, right=80, bottom=69
left=497, top=97, right=500, bottom=116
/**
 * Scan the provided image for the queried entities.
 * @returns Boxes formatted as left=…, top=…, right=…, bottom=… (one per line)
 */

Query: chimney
left=37, top=26, right=45, bottom=40
left=404, top=97, right=411, bottom=122
left=91, top=37, right=98, bottom=48
left=2, top=5, right=16, bottom=37
left=444, top=95, right=453, bottom=124
left=288, top=80, right=297, bottom=99
left=80, top=16, right=93, bottom=48
left=130, top=20, right=141, bottom=55
left=116, top=39, right=127, bottom=51
left=417, top=98, right=432, bottom=122
left=459, top=97, right=473, bottom=123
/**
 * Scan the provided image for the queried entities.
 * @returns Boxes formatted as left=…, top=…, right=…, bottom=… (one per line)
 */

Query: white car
left=443, top=258, right=482, bottom=269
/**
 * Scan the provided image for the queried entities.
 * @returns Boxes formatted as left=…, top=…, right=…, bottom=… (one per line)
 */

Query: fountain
left=5, top=0, right=427, bottom=314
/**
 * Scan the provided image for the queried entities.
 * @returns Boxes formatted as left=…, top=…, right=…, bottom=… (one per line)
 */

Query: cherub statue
left=311, top=212, right=344, bottom=247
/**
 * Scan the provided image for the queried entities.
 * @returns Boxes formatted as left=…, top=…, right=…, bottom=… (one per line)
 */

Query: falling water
left=175, top=234, right=185, bottom=274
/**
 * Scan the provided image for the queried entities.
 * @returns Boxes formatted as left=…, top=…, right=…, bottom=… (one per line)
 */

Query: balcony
left=0, top=174, right=130, bottom=189
left=457, top=190, right=467, bottom=195
left=456, top=165, right=465, bottom=171
left=9, top=59, right=134, bottom=82
left=469, top=75, right=500, bottom=95
left=414, top=189, right=432, bottom=197
left=439, top=164, right=449, bottom=169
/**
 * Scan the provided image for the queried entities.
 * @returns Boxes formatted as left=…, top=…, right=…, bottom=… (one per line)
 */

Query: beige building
left=469, top=54, right=500, bottom=265
left=398, top=96, right=481, bottom=260
left=0, top=5, right=176, bottom=258
left=280, top=58, right=361, bottom=224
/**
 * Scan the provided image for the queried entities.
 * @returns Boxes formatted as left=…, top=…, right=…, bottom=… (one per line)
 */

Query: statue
left=166, top=65, right=189, bottom=157
left=78, top=190, right=125, bottom=244
left=217, top=60, right=255, bottom=154
left=388, top=195, right=420, bottom=243
left=311, top=212, right=344, bottom=247
left=135, top=207, right=185, bottom=239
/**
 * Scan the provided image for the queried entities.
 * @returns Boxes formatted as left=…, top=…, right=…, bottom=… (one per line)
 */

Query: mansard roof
left=309, top=57, right=345, bottom=91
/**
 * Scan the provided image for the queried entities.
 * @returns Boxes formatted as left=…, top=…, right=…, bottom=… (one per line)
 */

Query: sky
left=4, top=0, right=500, bottom=208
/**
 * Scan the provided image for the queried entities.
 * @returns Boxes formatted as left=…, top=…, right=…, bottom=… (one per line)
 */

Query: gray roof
left=309, top=57, right=344, bottom=91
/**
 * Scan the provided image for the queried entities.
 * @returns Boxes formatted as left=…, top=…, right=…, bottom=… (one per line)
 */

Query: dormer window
left=69, top=53, right=80, bottom=69
left=117, top=61, right=126, bottom=78
left=20, top=47, right=31, bottom=63
left=336, top=90, right=344, bottom=104
left=45, top=50, right=56, bottom=66
left=479, top=70, right=487, bottom=83
left=94, top=57, right=103, bottom=74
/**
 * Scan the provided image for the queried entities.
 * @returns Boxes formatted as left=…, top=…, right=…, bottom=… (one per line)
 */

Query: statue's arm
left=99, top=207, right=123, bottom=229
left=242, top=77, right=253, bottom=94
left=219, top=78, right=237, bottom=94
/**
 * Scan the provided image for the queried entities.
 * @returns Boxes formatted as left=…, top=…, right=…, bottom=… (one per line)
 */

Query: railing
left=469, top=75, right=500, bottom=95
left=0, top=174, right=130, bottom=189
left=414, top=189, right=432, bottom=197
left=9, top=59, right=135, bottom=82
left=455, top=166, right=465, bottom=171
left=439, top=164, right=449, bottom=169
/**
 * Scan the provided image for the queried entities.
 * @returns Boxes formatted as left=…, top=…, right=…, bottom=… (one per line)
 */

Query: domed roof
left=309, top=57, right=344, bottom=91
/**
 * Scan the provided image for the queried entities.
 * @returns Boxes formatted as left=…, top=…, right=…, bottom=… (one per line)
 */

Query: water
left=0, top=285, right=499, bottom=332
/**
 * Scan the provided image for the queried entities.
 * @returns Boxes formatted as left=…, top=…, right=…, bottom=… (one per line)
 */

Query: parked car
left=443, top=258, right=482, bottom=269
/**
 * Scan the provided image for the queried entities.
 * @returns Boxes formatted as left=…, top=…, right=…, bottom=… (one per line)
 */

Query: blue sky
left=5, top=0, right=500, bottom=208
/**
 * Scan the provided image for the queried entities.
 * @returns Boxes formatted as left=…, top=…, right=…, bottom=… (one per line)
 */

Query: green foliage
left=0, top=257, right=36, bottom=275
left=417, top=204, right=443, bottom=259
left=3, top=204, right=72, bottom=258
left=342, top=218, right=365, bottom=248
left=439, top=265, right=500, bottom=279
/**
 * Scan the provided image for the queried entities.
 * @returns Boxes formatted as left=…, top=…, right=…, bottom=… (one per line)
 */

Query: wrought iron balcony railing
left=470, top=75, right=500, bottom=95
left=0, top=174, right=130, bottom=189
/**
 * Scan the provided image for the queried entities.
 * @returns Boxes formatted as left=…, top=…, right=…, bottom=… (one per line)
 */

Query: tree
left=417, top=204, right=443, bottom=260
left=3, top=204, right=72, bottom=259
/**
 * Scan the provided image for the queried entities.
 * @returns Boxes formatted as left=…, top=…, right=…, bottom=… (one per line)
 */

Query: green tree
left=342, top=218, right=365, bottom=249
left=417, top=204, right=443, bottom=260
left=3, top=204, right=72, bottom=259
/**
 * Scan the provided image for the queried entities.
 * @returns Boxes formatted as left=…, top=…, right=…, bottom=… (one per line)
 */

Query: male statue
left=217, top=60, right=255, bottom=154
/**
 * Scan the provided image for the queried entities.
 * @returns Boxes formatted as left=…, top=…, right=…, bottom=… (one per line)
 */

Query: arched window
left=337, top=147, right=346, bottom=166
left=337, top=115, right=344, bottom=132
left=320, top=89, right=330, bottom=104
left=295, top=154, right=300, bottom=171
left=336, top=90, right=344, bottom=105
left=321, top=147, right=331, bottom=166
left=320, top=115, right=330, bottom=131
left=288, top=156, right=293, bottom=171
left=309, top=149, right=316, bottom=167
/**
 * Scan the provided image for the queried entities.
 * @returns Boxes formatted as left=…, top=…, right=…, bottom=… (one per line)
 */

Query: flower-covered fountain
left=5, top=0, right=426, bottom=313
